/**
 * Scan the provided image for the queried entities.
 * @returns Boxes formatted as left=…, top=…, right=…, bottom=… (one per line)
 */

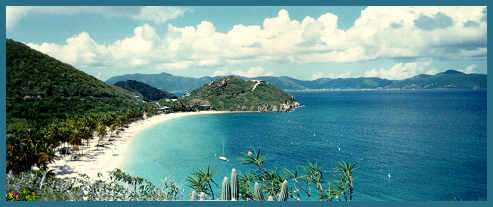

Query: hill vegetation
left=6, top=39, right=158, bottom=172
left=107, top=70, right=486, bottom=93
left=114, top=80, right=177, bottom=101
left=387, top=70, right=486, bottom=89
left=106, top=72, right=216, bottom=93
left=161, top=77, right=300, bottom=112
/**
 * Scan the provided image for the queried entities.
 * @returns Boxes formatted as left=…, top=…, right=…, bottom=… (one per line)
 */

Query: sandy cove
left=46, top=111, right=241, bottom=180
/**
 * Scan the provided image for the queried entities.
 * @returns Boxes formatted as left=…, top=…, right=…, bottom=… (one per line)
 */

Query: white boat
left=219, top=140, right=228, bottom=161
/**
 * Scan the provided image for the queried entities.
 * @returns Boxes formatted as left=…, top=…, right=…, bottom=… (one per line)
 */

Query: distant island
left=160, top=77, right=301, bottom=112
left=106, top=70, right=486, bottom=93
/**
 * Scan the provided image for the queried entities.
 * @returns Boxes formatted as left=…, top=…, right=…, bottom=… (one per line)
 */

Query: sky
left=6, top=6, right=487, bottom=81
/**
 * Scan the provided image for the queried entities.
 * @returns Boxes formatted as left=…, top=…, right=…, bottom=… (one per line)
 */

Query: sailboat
left=218, top=140, right=228, bottom=161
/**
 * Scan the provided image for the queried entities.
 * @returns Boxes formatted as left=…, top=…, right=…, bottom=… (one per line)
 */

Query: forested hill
left=175, top=77, right=300, bottom=112
left=6, top=39, right=149, bottom=123
left=106, top=72, right=216, bottom=93
left=114, top=80, right=177, bottom=101
left=6, top=39, right=154, bottom=172
left=386, top=70, right=486, bottom=89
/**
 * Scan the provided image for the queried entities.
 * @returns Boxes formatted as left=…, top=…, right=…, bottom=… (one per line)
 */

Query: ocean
left=120, top=90, right=487, bottom=201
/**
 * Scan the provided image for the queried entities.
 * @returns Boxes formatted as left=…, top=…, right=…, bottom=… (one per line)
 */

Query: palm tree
left=284, top=168, right=305, bottom=200
left=186, top=165, right=217, bottom=199
left=334, top=181, right=347, bottom=201
left=336, top=161, right=358, bottom=201
left=186, top=173, right=208, bottom=195
left=35, top=142, right=56, bottom=170
left=109, top=122, right=118, bottom=137
left=305, top=160, right=324, bottom=199
left=325, top=182, right=339, bottom=201
left=238, top=172, right=256, bottom=200
left=240, top=149, right=275, bottom=196
left=96, top=123, right=107, bottom=148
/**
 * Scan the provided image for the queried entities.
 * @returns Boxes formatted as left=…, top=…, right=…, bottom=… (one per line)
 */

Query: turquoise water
left=120, top=90, right=487, bottom=201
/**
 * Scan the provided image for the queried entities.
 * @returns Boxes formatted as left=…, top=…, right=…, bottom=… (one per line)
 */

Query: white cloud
left=160, top=7, right=486, bottom=67
left=346, top=6, right=486, bottom=60
left=311, top=72, right=325, bottom=80
left=6, top=6, right=186, bottom=31
left=232, top=66, right=273, bottom=78
left=213, top=70, right=229, bottom=76
left=20, top=7, right=486, bottom=74
left=131, top=6, right=186, bottom=24
left=312, top=72, right=356, bottom=80
left=27, top=24, right=160, bottom=68
left=213, top=66, right=273, bottom=78
left=6, top=6, right=32, bottom=31
left=364, top=60, right=436, bottom=80
left=27, top=32, right=112, bottom=68
left=460, top=64, right=479, bottom=74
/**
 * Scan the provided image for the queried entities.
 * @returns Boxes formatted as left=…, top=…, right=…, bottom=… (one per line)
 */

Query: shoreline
left=46, top=111, right=242, bottom=180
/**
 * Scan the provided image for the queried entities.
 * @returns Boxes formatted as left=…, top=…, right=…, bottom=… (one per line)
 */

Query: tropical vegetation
left=6, top=169, right=180, bottom=201
left=113, top=80, right=177, bottom=101
left=6, top=39, right=159, bottom=173
left=186, top=149, right=358, bottom=201
left=7, top=149, right=357, bottom=202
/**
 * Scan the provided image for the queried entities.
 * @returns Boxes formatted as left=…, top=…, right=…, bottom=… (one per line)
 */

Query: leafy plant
left=6, top=188, right=38, bottom=201
left=185, top=165, right=217, bottom=200
left=187, top=148, right=357, bottom=202
left=6, top=169, right=181, bottom=201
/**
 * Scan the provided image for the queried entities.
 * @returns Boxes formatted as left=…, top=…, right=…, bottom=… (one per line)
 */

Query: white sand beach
left=46, top=111, right=236, bottom=180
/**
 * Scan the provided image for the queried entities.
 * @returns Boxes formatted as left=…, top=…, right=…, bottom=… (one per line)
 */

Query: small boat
left=218, top=140, right=228, bottom=162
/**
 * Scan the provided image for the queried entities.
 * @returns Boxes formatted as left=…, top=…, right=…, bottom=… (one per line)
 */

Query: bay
left=120, top=90, right=487, bottom=201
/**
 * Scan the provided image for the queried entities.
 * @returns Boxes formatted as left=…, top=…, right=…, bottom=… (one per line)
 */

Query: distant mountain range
left=106, top=70, right=486, bottom=93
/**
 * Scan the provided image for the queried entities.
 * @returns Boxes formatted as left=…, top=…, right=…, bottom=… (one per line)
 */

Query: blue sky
left=6, top=6, right=487, bottom=81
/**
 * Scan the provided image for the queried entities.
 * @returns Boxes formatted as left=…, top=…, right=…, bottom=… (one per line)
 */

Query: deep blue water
left=121, top=90, right=487, bottom=201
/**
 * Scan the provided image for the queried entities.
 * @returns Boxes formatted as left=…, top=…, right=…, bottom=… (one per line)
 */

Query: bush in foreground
left=6, top=169, right=180, bottom=201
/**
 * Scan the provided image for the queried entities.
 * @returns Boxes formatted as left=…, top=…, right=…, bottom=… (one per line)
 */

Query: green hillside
left=114, top=80, right=177, bottom=101
left=6, top=39, right=156, bottom=172
left=106, top=72, right=217, bottom=93
left=388, top=70, right=486, bottom=89
left=169, top=77, right=300, bottom=112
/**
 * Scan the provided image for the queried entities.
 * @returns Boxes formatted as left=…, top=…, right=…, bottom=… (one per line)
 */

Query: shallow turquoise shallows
left=120, top=90, right=486, bottom=201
